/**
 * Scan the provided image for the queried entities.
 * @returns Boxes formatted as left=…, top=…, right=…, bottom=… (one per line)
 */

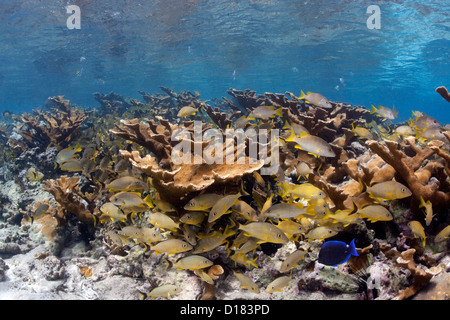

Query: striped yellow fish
left=408, top=221, right=426, bottom=247
left=147, top=212, right=180, bottom=231
left=172, top=255, right=213, bottom=270
left=208, top=193, right=241, bottom=223
left=358, top=205, right=393, bottom=222
left=263, top=203, right=307, bottom=219
left=305, top=226, right=338, bottom=240
left=435, top=225, right=450, bottom=242
left=233, top=271, right=260, bottom=294
left=265, top=275, right=292, bottom=293
left=280, top=250, right=307, bottom=273
left=238, top=222, right=289, bottom=244
left=150, top=239, right=193, bottom=255
left=184, top=193, right=222, bottom=211
left=365, top=181, right=412, bottom=200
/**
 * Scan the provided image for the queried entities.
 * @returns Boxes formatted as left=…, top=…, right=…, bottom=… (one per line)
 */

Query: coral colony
left=0, top=86, right=449, bottom=300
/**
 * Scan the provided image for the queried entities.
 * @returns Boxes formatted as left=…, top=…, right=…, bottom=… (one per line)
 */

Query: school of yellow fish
left=31, top=89, right=450, bottom=299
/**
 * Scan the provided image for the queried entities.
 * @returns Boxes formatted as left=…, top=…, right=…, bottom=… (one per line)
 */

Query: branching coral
left=366, top=137, right=450, bottom=209
left=42, top=176, right=98, bottom=224
left=16, top=96, right=88, bottom=151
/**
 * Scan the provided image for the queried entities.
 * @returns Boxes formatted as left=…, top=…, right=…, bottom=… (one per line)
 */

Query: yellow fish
left=121, top=226, right=163, bottom=244
left=59, top=159, right=83, bottom=172
left=280, top=182, right=326, bottom=199
left=295, top=161, right=316, bottom=180
left=280, top=250, right=307, bottom=273
left=184, top=193, right=222, bottom=211
left=55, top=145, right=81, bottom=165
left=370, top=104, right=398, bottom=120
left=139, top=285, right=181, bottom=299
left=147, top=212, right=180, bottom=231
left=358, top=205, right=393, bottom=222
left=364, top=181, right=412, bottom=200
left=109, top=192, right=148, bottom=208
left=177, top=105, right=198, bottom=118
left=172, top=255, right=213, bottom=270
left=230, top=253, right=258, bottom=268
left=99, top=203, right=128, bottom=222
left=231, top=200, right=258, bottom=222
left=276, top=220, right=305, bottom=240
left=260, top=193, right=274, bottom=218
left=232, top=237, right=260, bottom=255
left=435, top=225, right=450, bottom=242
left=179, top=211, right=206, bottom=226
left=150, top=239, right=193, bottom=255
left=305, top=226, right=338, bottom=240
left=247, top=105, right=283, bottom=120
left=192, top=224, right=236, bottom=254
left=285, top=131, right=336, bottom=158
left=105, top=176, right=148, bottom=192
left=153, top=199, right=177, bottom=213
left=208, top=193, right=241, bottom=223
left=299, top=90, right=332, bottom=109
left=265, top=275, right=292, bottom=293
left=30, top=203, right=49, bottom=223
left=24, top=167, right=44, bottom=182
left=351, top=123, right=373, bottom=139
left=238, top=222, right=289, bottom=244
left=263, top=203, right=307, bottom=219
left=408, top=221, right=426, bottom=247
left=419, top=196, right=434, bottom=226
left=233, top=271, right=260, bottom=294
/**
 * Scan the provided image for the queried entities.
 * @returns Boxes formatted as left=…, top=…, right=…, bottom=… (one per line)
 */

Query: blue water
left=0, top=0, right=449, bottom=123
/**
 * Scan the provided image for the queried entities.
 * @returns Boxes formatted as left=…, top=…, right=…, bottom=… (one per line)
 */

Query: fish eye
left=318, top=192, right=323, bottom=196
left=328, top=230, right=333, bottom=234
left=298, top=227, right=303, bottom=231
left=401, top=188, right=405, bottom=192
left=277, top=234, right=282, bottom=238
left=182, top=244, right=187, bottom=248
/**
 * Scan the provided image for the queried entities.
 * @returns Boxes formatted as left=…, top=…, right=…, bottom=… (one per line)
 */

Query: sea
left=0, top=0, right=449, bottom=123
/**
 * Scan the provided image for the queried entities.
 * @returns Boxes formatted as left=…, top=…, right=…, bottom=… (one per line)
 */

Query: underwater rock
left=436, top=86, right=450, bottom=103
left=0, top=258, right=8, bottom=281
left=413, top=271, right=450, bottom=300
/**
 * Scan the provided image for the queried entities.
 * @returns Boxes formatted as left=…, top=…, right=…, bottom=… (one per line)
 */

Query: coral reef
left=0, top=86, right=448, bottom=301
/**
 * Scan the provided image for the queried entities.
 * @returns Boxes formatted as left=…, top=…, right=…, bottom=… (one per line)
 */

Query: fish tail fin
left=92, top=215, right=99, bottom=228
left=299, top=90, right=306, bottom=100
left=137, top=290, right=148, bottom=300
left=419, top=196, right=426, bottom=208
left=223, top=223, right=236, bottom=238
left=358, top=178, right=367, bottom=194
left=143, top=194, right=154, bottom=208
left=275, top=107, right=283, bottom=117
left=349, top=239, right=359, bottom=257
left=240, top=179, right=250, bottom=196
left=162, top=257, right=173, bottom=270
left=285, top=129, right=297, bottom=142
left=249, top=257, right=259, bottom=268
left=393, top=105, right=398, bottom=118
left=282, top=121, right=291, bottom=129
left=370, top=104, right=377, bottom=114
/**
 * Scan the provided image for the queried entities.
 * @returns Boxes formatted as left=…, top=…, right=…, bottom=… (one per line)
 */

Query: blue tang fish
left=318, top=239, right=359, bottom=267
